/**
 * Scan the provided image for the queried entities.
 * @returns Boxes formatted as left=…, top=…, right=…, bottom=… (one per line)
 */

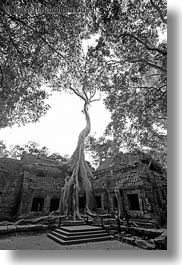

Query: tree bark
left=61, top=101, right=94, bottom=219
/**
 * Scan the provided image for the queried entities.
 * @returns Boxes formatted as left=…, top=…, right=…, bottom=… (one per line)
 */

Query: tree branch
left=68, top=84, right=86, bottom=101
left=0, top=7, right=74, bottom=71
left=147, top=90, right=167, bottom=108
left=0, top=64, right=3, bottom=87
left=145, top=61, right=167, bottom=73
left=123, top=32, right=167, bottom=56
left=150, top=0, right=167, bottom=24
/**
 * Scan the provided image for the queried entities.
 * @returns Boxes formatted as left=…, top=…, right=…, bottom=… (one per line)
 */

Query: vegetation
left=0, top=1, right=167, bottom=216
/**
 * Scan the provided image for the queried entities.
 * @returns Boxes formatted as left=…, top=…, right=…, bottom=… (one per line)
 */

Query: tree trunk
left=61, top=101, right=94, bottom=219
left=115, top=187, right=125, bottom=219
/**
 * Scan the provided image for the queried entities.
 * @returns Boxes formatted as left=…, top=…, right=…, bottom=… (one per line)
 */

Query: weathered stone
left=135, top=239, right=156, bottom=250
left=114, top=232, right=126, bottom=241
left=122, top=236, right=135, bottom=245
left=7, top=225, right=17, bottom=233
left=108, top=229, right=117, bottom=235
left=0, top=226, right=8, bottom=234
left=16, top=225, right=29, bottom=232
left=42, top=224, right=49, bottom=230
left=153, top=233, right=167, bottom=250
left=0, top=151, right=167, bottom=229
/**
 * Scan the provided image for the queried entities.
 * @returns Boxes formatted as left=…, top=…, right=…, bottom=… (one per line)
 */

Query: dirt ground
left=0, top=233, right=139, bottom=250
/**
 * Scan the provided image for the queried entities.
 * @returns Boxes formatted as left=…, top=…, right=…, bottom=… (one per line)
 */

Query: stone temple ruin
left=0, top=151, right=167, bottom=227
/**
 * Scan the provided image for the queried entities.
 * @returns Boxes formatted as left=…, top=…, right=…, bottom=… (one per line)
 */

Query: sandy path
left=0, top=233, right=138, bottom=250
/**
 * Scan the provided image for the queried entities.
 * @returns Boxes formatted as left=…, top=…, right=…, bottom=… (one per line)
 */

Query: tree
left=7, top=141, right=50, bottom=159
left=0, top=0, right=93, bottom=128
left=0, top=1, right=104, bottom=219
left=0, top=140, right=9, bottom=158
left=0, top=0, right=167, bottom=219
left=87, top=0, right=167, bottom=164
left=58, top=90, right=100, bottom=219
left=85, top=135, right=116, bottom=167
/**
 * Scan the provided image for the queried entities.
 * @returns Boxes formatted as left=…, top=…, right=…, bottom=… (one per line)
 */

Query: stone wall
left=94, top=151, right=167, bottom=224
left=18, top=154, right=67, bottom=218
left=0, top=151, right=167, bottom=225
left=0, top=158, right=23, bottom=221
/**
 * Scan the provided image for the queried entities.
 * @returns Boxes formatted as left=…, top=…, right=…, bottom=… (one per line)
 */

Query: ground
left=0, top=233, right=139, bottom=250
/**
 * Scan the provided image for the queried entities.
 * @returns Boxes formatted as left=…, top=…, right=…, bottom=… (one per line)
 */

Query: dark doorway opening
left=31, top=197, right=44, bottom=212
left=79, top=196, right=85, bottom=209
left=113, top=196, right=118, bottom=209
left=95, top=195, right=102, bottom=209
left=127, top=194, right=140, bottom=211
left=50, top=198, right=59, bottom=212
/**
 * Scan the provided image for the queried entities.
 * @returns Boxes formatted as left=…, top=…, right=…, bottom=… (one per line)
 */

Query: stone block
left=16, top=225, right=29, bottom=232
left=7, top=225, right=17, bottom=233
left=0, top=226, right=8, bottom=234
left=122, top=236, right=135, bottom=245
left=42, top=224, right=49, bottom=230
left=153, top=234, right=167, bottom=250
left=135, top=239, right=156, bottom=250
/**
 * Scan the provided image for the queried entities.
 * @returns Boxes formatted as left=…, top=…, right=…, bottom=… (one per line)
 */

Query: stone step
left=55, top=227, right=104, bottom=236
left=59, top=225, right=103, bottom=233
left=47, top=225, right=112, bottom=245
left=47, top=233, right=112, bottom=245
left=51, top=230, right=109, bottom=241
left=60, top=220, right=86, bottom=226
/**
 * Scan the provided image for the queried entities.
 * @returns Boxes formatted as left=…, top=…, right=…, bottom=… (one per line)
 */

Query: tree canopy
left=0, top=0, right=167, bottom=165
left=87, top=0, right=167, bottom=162
left=0, top=0, right=92, bottom=128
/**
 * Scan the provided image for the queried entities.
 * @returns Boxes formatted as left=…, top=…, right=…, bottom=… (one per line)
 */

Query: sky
left=0, top=33, right=110, bottom=158
left=0, top=91, right=111, bottom=157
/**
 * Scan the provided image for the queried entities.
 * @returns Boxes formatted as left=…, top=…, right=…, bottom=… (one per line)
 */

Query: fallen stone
left=42, top=224, right=49, bottom=230
left=108, top=229, right=117, bottom=235
left=0, top=226, right=8, bottom=234
left=114, top=232, right=125, bottom=241
left=122, top=236, right=135, bottom=246
left=135, top=239, right=156, bottom=250
left=153, top=233, right=167, bottom=250
left=16, top=225, right=29, bottom=232
left=7, top=225, right=17, bottom=233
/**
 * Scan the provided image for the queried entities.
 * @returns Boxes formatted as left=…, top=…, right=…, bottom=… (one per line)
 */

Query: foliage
left=0, top=0, right=92, bottom=128
left=0, top=140, right=9, bottom=158
left=85, top=135, right=116, bottom=167
left=0, top=0, right=167, bottom=166
left=7, top=141, right=50, bottom=159
left=86, top=0, right=167, bottom=163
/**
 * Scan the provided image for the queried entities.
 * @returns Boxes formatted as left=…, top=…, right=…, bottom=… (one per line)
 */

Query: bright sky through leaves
left=0, top=91, right=111, bottom=157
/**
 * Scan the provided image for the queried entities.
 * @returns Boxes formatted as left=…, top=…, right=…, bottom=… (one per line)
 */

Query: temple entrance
left=127, top=194, right=140, bottom=211
left=31, top=197, right=44, bottom=212
left=50, top=198, right=60, bottom=212
left=79, top=194, right=85, bottom=214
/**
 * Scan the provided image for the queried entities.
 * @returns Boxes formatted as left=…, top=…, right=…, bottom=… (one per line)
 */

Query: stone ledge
left=0, top=223, right=55, bottom=235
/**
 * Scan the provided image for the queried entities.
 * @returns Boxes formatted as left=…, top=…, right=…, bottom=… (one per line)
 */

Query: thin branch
left=122, top=32, right=167, bottom=56
left=150, top=0, right=167, bottom=24
left=0, top=7, right=73, bottom=71
left=68, top=85, right=86, bottom=101
left=145, top=61, right=167, bottom=73
left=147, top=90, right=167, bottom=108
left=0, top=64, right=3, bottom=87
left=90, top=98, right=100, bottom=103
left=106, top=56, right=166, bottom=73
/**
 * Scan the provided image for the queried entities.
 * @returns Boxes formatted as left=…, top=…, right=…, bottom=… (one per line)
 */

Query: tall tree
left=87, top=0, right=167, bottom=163
left=0, top=0, right=167, bottom=218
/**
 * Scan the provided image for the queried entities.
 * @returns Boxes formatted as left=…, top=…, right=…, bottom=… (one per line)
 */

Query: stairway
left=47, top=225, right=112, bottom=245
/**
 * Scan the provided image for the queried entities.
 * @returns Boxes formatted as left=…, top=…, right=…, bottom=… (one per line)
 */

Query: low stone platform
left=47, top=225, right=113, bottom=245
